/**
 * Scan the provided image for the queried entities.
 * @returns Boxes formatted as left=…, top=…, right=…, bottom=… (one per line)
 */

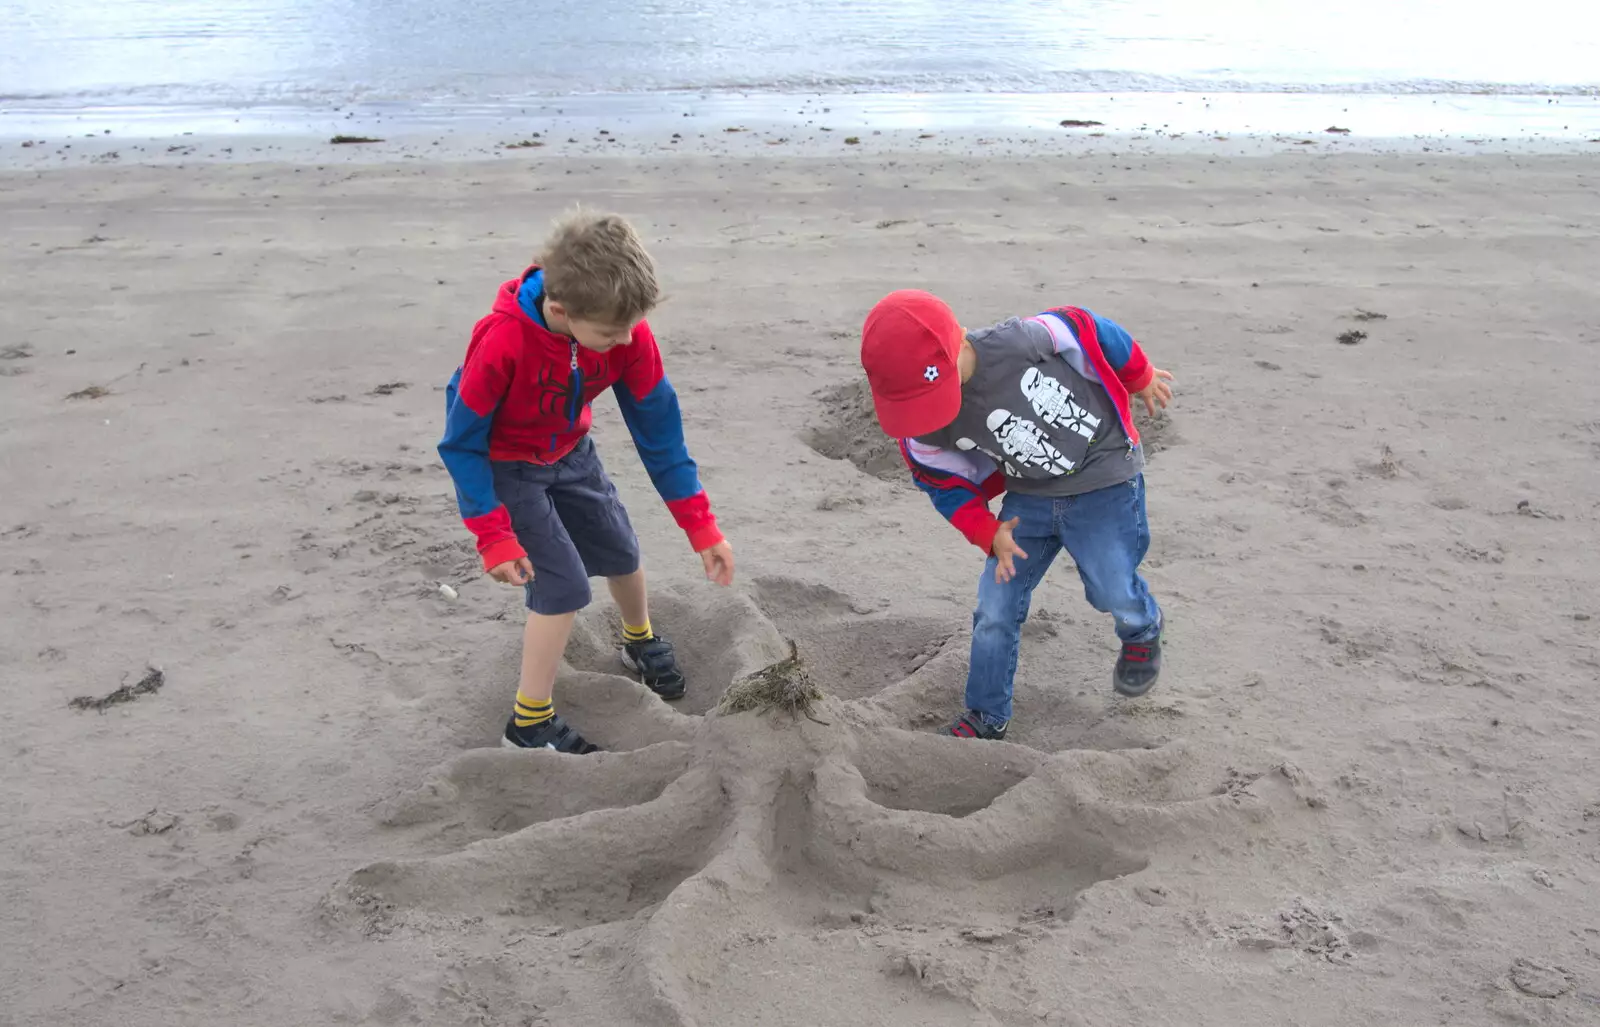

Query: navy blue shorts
left=491, top=438, right=642, bottom=615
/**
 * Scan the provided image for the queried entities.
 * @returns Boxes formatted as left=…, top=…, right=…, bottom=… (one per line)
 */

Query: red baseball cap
left=859, top=289, right=963, bottom=437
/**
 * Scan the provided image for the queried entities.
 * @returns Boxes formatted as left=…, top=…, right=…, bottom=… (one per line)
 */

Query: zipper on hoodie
left=564, top=341, right=584, bottom=429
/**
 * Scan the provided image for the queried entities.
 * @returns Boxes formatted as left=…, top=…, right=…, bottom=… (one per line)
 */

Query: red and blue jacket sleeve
left=1080, top=308, right=1155, bottom=393
left=614, top=324, right=724, bottom=552
left=900, top=439, right=1007, bottom=554
left=438, top=327, right=527, bottom=572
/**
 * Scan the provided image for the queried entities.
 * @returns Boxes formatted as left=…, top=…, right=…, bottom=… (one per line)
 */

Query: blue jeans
left=965, top=475, right=1162, bottom=726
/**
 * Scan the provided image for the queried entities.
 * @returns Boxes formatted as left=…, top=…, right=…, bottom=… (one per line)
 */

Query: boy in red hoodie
left=439, top=212, right=734, bottom=752
left=860, top=290, right=1174, bottom=740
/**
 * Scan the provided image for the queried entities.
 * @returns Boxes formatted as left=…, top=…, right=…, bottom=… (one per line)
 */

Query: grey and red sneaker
left=946, top=710, right=1009, bottom=741
left=1113, top=632, right=1163, bottom=698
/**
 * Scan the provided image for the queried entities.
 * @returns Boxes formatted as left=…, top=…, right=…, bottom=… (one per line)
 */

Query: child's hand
left=1134, top=368, right=1176, bottom=417
left=992, top=518, right=1029, bottom=584
left=699, top=540, right=735, bottom=587
left=488, top=558, right=534, bottom=585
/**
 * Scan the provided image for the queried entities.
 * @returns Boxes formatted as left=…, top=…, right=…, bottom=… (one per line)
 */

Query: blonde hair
left=539, top=210, right=660, bottom=324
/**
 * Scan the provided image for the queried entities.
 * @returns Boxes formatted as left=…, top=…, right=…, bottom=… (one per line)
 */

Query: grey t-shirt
left=914, top=316, right=1143, bottom=497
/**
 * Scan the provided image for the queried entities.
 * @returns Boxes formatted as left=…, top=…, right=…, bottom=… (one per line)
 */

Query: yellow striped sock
left=622, top=619, right=653, bottom=644
left=513, top=694, right=554, bottom=728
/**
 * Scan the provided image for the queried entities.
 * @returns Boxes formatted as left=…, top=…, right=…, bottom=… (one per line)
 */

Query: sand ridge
left=323, top=582, right=1310, bottom=1026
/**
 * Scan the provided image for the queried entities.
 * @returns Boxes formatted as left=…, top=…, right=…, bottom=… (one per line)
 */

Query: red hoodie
left=438, top=267, right=721, bottom=570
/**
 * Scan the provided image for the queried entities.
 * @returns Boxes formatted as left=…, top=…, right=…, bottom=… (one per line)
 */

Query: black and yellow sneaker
left=501, top=714, right=600, bottom=753
left=620, top=634, right=687, bottom=700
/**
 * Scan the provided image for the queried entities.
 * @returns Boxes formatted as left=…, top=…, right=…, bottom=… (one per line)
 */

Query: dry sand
left=3, top=148, right=1599, bottom=1027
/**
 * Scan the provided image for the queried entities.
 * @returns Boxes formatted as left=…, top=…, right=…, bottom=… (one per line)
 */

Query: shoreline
left=4, top=88, right=1599, bottom=169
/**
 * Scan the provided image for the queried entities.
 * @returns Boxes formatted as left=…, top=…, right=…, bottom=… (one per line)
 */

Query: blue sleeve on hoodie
left=438, top=367, right=501, bottom=519
left=1084, top=309, right=1135, bottom=370
left=614, top=374, right=703, bottom=503
left=911, top=472, right=983, bottom=521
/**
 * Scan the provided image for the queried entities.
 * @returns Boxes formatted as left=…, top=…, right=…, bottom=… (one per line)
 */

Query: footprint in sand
left=801, top=379, right=905, bottom=481
left=316, top=576, right=1305, bottom=1026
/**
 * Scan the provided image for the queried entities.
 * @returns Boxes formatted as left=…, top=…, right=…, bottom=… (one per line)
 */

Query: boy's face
left=569, top=317, right=637, bottom=353
left=548, top=300, right=639, bottom=353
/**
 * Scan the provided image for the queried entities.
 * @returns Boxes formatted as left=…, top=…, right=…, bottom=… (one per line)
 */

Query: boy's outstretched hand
left=489, top=557, right=534, bottom=585
left=700, top=540, right=735, bottom=587
left=992, top=518, right=1029, bottom=584
left=1134, top=368, right=1176, bottom=417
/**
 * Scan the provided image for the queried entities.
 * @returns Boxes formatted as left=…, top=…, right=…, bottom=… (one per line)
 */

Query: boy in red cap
left=860, top=290, right=1174, bottom=739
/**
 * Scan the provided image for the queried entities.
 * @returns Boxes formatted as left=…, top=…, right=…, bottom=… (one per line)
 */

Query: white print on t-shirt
left=958, top=436, right=1019, bottom=476
left=1020, top=366, right=1099, bottom=441
left=947, top=435, right=1011, bottom=476
left=985, top=409, right=1074, bottom=475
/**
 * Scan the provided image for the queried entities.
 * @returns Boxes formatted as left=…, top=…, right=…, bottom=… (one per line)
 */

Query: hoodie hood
left=492, top=266, right=551, bottom=329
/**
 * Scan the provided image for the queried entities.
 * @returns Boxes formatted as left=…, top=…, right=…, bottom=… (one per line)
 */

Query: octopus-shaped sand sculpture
left=323, top=582, right=1295, bottom=1025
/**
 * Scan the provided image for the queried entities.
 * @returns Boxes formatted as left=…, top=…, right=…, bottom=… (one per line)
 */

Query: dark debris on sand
left=69, top=667, right=165, bottom=712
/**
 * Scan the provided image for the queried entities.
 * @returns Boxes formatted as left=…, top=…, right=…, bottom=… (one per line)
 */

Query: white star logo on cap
left=924, top=365, right=940, bottom=382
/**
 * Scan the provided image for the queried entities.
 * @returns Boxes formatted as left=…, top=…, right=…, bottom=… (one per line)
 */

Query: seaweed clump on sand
left=69, top=666, right=165, bottom=712
left=713, top=641, right=827, bottom=723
